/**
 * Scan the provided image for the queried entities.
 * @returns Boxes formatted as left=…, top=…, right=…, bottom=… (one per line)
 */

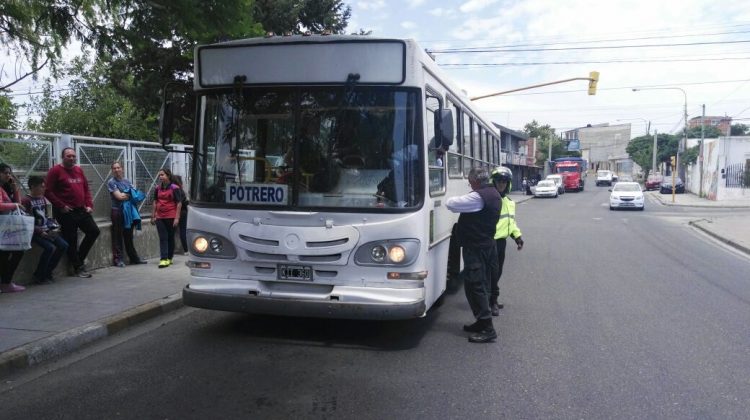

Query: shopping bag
left=0, top=209, right=34, bottom=251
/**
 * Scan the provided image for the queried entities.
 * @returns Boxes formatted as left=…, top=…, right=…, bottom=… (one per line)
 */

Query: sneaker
left=158, top=259, right=170, bottom=268
left=167, top=258, right=173, bottom=266
left=115, top=260, right=125, bottom=268
left=45, top=274, right=56, bottom=283
left=130, top=259, right=148, bottom=265
left=183, top=251, right=189, bottom=256
left=75, top=267, right=93, bottom=278
left=0, top=282, right=26, bottom=293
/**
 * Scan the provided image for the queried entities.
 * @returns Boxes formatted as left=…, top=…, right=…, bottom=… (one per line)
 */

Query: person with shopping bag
left=0, top=163, right=29, bottom=293
left=22, top=175, right=69, bottom=284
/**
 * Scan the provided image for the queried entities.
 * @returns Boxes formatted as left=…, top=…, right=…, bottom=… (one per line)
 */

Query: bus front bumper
left=182, top=283, right=427, bottom=320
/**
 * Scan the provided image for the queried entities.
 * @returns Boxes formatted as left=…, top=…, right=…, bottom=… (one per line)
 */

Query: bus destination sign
left=226, top=183, right=288, bottom=205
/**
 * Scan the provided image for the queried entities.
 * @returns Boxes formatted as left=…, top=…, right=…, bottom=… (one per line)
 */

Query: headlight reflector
left=371, top=245, right=386, bottom=262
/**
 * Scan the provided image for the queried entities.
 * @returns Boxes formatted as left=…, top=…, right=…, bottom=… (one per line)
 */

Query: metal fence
left=724, top=161, right=748, bottom=189
left=0, top=129, right=191, bottom=221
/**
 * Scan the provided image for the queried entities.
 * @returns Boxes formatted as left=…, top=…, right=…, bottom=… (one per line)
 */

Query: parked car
left=612, top=172, right=619, bottom=183
left=545, top=174, right=565, bottom=195
left=660, top=177, right=685, bottom=194
left=534, top=180, right=558, bottom=198
left=596, top=170, right=613, bottom=186
left=644, top=174, right=663, bottom=191
left=609, top=182, right=645, bottom=210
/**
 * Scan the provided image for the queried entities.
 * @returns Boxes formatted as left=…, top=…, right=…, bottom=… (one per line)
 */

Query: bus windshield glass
left=194, top=87, right=421, bottom=210
left=557, top=166, right=579, bottom=173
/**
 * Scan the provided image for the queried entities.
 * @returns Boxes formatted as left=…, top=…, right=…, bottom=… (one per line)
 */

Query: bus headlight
left=189, top=230, right=237, bottom=259
left=388, top=245, right=405, bottom=263
left=194, top=237, right=209, bottom=253
left=354, top=239, right=419, bottom=266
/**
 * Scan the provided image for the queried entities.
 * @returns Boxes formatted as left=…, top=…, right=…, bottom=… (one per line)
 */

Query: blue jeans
left=31, top=234, right=69, bottom=278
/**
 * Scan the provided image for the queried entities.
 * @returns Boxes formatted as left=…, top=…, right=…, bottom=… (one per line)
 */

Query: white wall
left=686, top=136, right=750, bottom=201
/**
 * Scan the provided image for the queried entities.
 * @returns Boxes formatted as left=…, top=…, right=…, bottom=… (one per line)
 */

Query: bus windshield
left=194, top=87, right=421, bottom=210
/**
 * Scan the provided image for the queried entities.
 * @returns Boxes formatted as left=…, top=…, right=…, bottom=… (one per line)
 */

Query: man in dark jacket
left=446, top=167, right=501, bottom=343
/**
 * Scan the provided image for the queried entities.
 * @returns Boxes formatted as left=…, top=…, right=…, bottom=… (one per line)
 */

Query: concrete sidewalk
left=0, top=255, right=189, bottom=377
left=648, top=190, right=750, bottom=254
left=1, top=189, right=746, bottom=378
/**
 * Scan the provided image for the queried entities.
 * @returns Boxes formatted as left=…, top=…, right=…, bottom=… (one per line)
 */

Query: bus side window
left=447, top=100, right=462, bottom=178
left=426, top=95, right=445, bottom=196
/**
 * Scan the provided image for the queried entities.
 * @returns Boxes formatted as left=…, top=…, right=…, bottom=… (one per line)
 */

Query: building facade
left=688, top=116, right=732, bottom=136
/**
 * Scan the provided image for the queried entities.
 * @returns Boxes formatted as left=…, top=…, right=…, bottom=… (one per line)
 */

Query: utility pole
left=699, top=104, right=705, bottom=197
left=652, top=129, right=658, bottom=175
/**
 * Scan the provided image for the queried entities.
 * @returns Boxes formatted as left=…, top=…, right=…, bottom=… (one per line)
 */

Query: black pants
left=461, top=244, right=498, bottom=320
left=178, top=209, right=188, bottom=253
left=55, top=208, right=100, bottom=270
left=491, top=238, right=507, bottom=302
left=156, top=218, right=176, bottom=260
left=0, top=250, right=24, bottom=284
left=111, top=208, right=141, bottom=264
left=447, top=223, right=460, bottom=276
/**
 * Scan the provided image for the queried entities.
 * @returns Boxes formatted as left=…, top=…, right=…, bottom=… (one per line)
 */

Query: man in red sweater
left=45, top=147, right=100, bottom=278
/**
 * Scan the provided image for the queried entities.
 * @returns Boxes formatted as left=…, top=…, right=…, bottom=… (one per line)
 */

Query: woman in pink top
left=0, top=163, right=27, bottom=293
left=150, top=168, right=183, bottom=268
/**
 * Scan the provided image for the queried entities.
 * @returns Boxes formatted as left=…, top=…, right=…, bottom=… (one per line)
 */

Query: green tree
left=0, top=92, right=17, bottom=129
left=625, top=133, right=678, bottom=175
left=254, top=0, right=351, bottom=34
left=0, top=0, right=108, bottom=89
left=524, top=120, right=554, bottom=165
left=681, top=144, right=699, bottom=165
left=27, top=57, right=154, bottom=140
left=731, top=123, right=749, bottom=136
left=687, top=125, right=722, bottom=138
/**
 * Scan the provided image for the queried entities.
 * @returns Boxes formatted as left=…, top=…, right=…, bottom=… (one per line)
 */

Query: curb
left=689, top=220, right=750, bottom=256
left=0, top=293, right=183, bottom=379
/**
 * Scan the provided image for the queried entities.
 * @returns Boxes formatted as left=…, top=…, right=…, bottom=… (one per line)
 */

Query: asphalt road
left=2, top=187, right=750, bottom=419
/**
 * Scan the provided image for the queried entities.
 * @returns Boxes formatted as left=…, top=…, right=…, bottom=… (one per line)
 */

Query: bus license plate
left=278, top=264, right=313, bottom=281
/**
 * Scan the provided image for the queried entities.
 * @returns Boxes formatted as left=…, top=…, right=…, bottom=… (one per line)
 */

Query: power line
left=441, top=56, right=750, bottom=67
left=430, top=39, right=750, bottom=54
left=426, top=28, right=750, bottom=51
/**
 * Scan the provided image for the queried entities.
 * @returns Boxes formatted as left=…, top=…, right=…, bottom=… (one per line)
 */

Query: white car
left=545, top=174, right=565, bottom=194
left=596, top=170, right=613, bottom=186
left=609, top=182, right=645, bottom=210
left=534, top=180, right=558, bottom=198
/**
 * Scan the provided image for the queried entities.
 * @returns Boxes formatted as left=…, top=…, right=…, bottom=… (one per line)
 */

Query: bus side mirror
left=159, top=101, right=175, bottom=146
left=437, top=109, right=454, bottom=149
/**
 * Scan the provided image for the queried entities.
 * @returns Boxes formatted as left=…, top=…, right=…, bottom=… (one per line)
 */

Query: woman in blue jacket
left=107, top=161, right=147, bottom=267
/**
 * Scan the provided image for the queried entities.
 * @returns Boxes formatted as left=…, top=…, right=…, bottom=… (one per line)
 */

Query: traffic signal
left=670, top=156, right=676, bottom=167
left=588, top=71, right=600, bottom=95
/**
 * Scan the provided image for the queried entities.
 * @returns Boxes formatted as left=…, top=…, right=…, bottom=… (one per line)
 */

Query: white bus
left=161, top=35, right=507, bottom=319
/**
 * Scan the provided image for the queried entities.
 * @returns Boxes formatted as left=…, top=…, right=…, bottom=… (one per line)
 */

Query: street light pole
left=632, top=87, right=688, bottom=182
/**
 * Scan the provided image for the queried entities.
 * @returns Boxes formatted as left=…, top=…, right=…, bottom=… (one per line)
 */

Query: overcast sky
left=347, top=0, right=750, bottom=136
left=4, top=0, right=750, bottom=137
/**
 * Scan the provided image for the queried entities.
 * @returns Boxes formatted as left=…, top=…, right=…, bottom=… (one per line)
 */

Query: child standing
left=151, top=168, right=183, bottom=268
left=22, top=176, right=69, bottom=284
